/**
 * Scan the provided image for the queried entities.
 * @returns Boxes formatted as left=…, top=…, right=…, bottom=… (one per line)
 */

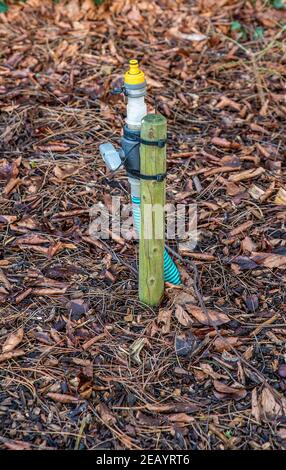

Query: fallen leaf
left=278, top=364, right=286, bottom=378
left=171, top=291, right=196, bottom=306
left=260, top=387, right=286, bottom=419
left=228, top=167, right=265, bottom=182
left=229, top=220, right=253, bottom=237
left=144, top=74, right=164, bottom=88
left=249, top=184, right=265, bottom=200
left=245, top=295, right=259, bottom=312
left=36, top=143, right=70, bottom=153
left=66, top=299, right=89, bottom=320
left=211, top=137, right=232, bottom=148
left=200, top=362, right=226, bottom=379
left=185, top=305, right=230, bottom=326
left=0, top=349, right=25, bottom=363
left=0, top=215, right=17, bottom=224
left=226, top=182, right=243, bottom=196
left=232, top=256, right=258, bottom=270
left=97, top=403, right=116, bottom=424
left=251, top=388, right=261, bottom=423
left=274, top=188, right=286, bottom=206
left=2, top=327, right=24, bottom=353
left=44, top=264, right=84, bottom=280
left=168, top=413, right=194, bottom=424
left=14, top=233, right=49, bottom=246
left=213, top=380, right=247, bottom=401
left=216, top=96, right=241, bottom=111
left=157, top=308, right=172, bottom=334
left=53, top=163, right=79, bottom=180
left=2, top=177, right=20, bottom=196
left=46, top=393, right=81, bottom=404
left=33, top=287, right=67, bottom=296
left=146, top=402, right=198, bottom=413
left=277, top=428, right=286, bottom=441
left=169, top=27, right=207, bottom=42
left=3, top=439, right=32, bottom=450
left=251, top=252, right=286, bottom=269
left=175, top=333, right=198, bottom=357
left=34, top=331, right=53, bottom=345
left=175, top=304, right=192, bottom=327
left=82, top=332, right=106, bottom=351
left=213, top=336, right=241, bottom=352
left=15, top=288, right=32, bottom=304
left=0, top=268, right=11, bottom=291
left=129, top=337, right=147, bottom=364
left=241, top=236, right=257, bottom=253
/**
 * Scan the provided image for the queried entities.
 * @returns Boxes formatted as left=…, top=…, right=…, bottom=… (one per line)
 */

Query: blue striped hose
left=132, top=196, right=181, bottom=285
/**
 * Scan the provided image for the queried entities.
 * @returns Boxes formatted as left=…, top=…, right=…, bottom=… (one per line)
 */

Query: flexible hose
left=131, top=196, right=181, bottom=285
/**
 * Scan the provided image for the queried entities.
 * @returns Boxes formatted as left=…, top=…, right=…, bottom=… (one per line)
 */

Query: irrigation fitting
left=99, top=59, right=147, bottom=179
left=99, top=60, right=181, bottom=287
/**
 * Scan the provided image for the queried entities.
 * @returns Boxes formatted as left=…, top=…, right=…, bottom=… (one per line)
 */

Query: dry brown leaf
left=185, top=304, right=230, bottom=326
left=36, top=143, right=70, bottom=152
left=274, top=188, right=286, bottom=206
left=260, top=387, right=286, bottom=419
left=2, top=327, right=24, bottom=353
left=3, top=439, right=32, bottom=450
left=169, top=27, right=207, bottom=42
left=14, top=233, right=49, bottom=246
left=213, top=336, right=241, bottom=352
left=46, top=393, right=81, bottom=404
left=0, top=215, right=18, bottom=224
left=226, top=182, right=242, bottom=196
left=213, top=380, right=247, bottom=401
left=251, top=252, right=286, bottom=269
left=180, top=251, right=215, bottom=261
left=228, top=167, right=265, bottom=182
left=175, top=304, right=192, bottom=327
left=216, top=96, right=241, bottom=111
left=143, top=74, right=164, bottom=88
left=14, top=216, right=38, bottom=230
left=157, top=308, right=172, bottom=334
left=146, top=402, right=198, bottom=413
left=249, top=184, right=265, bottom=201
left=168, top=413, right=195, bottom=424
left=0, top=349, right=25, bottom=363
left=3, top=177, right=20, bottom=196
left=97, top=403, right=116, bottom=425
left=251, top=388, right=261, bottom=423
left=200, top=363, right=227, bottom=379
left=211, top=137, right=232, bottom=148
left=82, top=333, right=106, bottom=351
left=32, top=287, right=67, bottom=295
left=241, top=236, right=257, bottom=253
left=0, top=268, right=11, bottom=291
left=53, top=164, right=79, bottom=180
left=277, top=428, right=286, bottom=441
left=229, top=220, right=253, bottom=237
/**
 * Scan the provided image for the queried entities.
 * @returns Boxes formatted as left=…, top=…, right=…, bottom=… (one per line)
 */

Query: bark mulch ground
left=0, top=0, right=286, bottom=450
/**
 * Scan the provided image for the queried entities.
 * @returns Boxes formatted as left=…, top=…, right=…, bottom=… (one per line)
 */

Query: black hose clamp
left=123, top=126, right=167, bottom=148
left=128, top=169, right=167, bottom=181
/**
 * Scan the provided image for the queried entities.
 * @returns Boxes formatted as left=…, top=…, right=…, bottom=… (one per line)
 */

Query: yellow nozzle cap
left=124, top=59, right=145, bottom=86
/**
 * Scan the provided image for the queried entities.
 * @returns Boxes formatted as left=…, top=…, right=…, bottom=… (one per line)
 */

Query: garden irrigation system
left=100, top=60, right=181, bottom=306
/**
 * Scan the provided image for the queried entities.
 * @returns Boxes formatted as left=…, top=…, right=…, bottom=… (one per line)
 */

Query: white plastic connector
left=99, top=143, right=122, bottom=171
left=126, top=86, right=147, bottom=129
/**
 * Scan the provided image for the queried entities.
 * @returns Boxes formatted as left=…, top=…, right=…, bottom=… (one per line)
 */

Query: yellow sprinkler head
left=124, top=59, right=145, bottom=86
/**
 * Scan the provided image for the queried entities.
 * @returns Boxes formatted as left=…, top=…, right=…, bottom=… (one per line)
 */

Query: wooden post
left=139, top=114, right=166, bottom=306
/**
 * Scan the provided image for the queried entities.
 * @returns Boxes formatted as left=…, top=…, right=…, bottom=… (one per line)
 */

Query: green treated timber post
left=139, top=114, right=166, bottom=306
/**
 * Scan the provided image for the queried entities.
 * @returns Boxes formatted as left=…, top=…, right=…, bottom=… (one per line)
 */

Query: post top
left=142, top=114, right=166, bottom=123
